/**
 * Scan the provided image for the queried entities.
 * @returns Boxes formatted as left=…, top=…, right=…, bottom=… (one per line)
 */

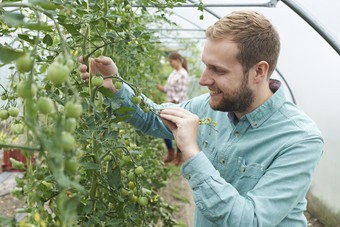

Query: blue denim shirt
left=115, top=81, right=323, bottom=227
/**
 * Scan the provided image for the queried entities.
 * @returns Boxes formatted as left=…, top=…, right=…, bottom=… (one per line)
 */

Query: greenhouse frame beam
left=147, top=28, right=206, bottom=32
left=281, top=0, right=340, bottom=55
left=133, top=2, right=278, bottom=9
left=187, top=0, right=220, bottom=19
left=157, top=37, right=206, bottom=39
left=173, top=12, right=204, bottom=29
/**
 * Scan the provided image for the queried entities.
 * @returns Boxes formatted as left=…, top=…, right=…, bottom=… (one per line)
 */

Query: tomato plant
left=0, top=0, right=196, bottom=226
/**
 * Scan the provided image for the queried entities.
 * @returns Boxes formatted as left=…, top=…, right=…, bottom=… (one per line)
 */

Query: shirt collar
left=228, top=79, right=286, bottom=128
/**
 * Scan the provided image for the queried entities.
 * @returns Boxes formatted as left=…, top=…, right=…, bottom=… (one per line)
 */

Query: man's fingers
left=90, top=58, right=99, bottom=75
left=78, top=56, right=84, bottom=64
left=159, top=111, right=186, bottom=131
left=80, top=72, right=89, bottom=80
left=78, top=65, right=87, bottom=73
left=95, top=56, right=112, bottom=65
left=160, top=117, right=177, bottom=132
left=160, top=107, right=192, bottom=118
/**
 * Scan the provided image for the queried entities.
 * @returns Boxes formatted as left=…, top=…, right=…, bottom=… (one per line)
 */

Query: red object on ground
left=1, top=149, right=28, bottom=172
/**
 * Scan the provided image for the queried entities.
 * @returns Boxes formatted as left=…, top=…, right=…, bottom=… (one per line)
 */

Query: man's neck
left=234, top=82, right=274, bottom=121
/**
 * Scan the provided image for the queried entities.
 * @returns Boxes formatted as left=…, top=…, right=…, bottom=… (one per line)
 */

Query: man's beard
left=210, top=74, right=255, bottom=113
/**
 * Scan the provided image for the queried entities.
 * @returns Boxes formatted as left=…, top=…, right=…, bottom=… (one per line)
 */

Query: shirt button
left=242, top=167, right=246, bottom=172
left=186, top=174, right=191, bottom=180
left=220, top=159, right=225, bottom=164
left=204, top=142, right=208, bottom=147
left=254, top=122, right=258, bottom=126
left=235, top=131, right=240, bottom=136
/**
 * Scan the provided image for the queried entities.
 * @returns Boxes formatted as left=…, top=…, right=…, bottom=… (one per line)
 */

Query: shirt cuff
left=181, top=152, right=216, bottom=189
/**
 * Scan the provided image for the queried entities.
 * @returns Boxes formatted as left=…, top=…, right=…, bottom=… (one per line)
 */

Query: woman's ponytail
left=168, top=52, right=189, bottom=73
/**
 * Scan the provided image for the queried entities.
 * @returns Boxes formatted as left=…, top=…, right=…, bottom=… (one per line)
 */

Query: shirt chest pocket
left=198, top=134, right=216, bottom=163
left=231, top=157, right=265, bottom=196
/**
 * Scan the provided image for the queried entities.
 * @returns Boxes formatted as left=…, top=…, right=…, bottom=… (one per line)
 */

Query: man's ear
left=253, top=61, right=269, bottom=83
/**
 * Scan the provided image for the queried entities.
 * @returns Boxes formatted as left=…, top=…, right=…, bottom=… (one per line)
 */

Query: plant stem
left=0, top=143, right=40, bottom=151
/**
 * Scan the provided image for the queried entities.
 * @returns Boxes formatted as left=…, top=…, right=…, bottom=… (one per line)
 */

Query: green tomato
left=64, top=102, right=82, bottom=118
left=16, top=54, right=34, bottom=73
left=10, top=123, right=24, bottom=134
left=65, top=118, right=77, bottom=132
left=125, top=4, right=132, bottom=10
left=91, top=76, right=104, bottom=87
left=65, top=159, right=77, bottom=174
left=130, top=195, right=138, bottom=203
left=128, top=172, right=135, bottom=181
left=94, top=50, right=101, bottom=58
left=135, top=166, right=144, bottom=175
left=128, top=181, right=135, bottom=190
left=62, top=131, right=75, bottom=151
left=66, top=58, right=74, bottom=72
left=121, top=188, right=129, bottom=196
left=1, top=94, right=7, bottom=100
left=137, top=196, right=148, bottom=206
left=142, top=107, right=149, bottom=113
left=0, top=110, right=9, bottom=120
left=132, top=96, right=141, bottom=105
left=114, top=81, right=122, bottom=90
left=103, top=155, right=112, bottom=162
left=122, top=155, right=131, bottom=163
left=55, top=55, right=64, bottom=64
left=41, top=180, right=52, bottom=189
left=47, top=62, right=70, bottom=84
left=121, top=170, right=126, bottom=177
left=37, top=97, right=53, bottom=115
left=17, top=81, right=37, bottom=98
left=8, top=107, right=19, bottom=117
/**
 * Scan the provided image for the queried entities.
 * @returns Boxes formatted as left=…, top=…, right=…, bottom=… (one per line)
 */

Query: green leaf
left=24, top=23, right=53, bottom=32
left=104, top=165, right=122, bottom=189
left=18, top=34, right=36, bottom=44
left=28, top=0, right=57, bottom=10
left=0, top=216, right=16, bottom=225
left=111, top=115, right=131, bottom=123
left=116, top=106, right=135, bottom=114
left=103, top=96, right=123, bottom=110
left=43, top=34, right=53, bottom=46
left=79, top=130, right=92, bottom=139
left=59, top=23, right=82, bottom=37
left=3, top=12, right=25, bottom=26
left=98, top=87, right=115, bottom=97
left=9, top=158, right=26, bottom=170
left=80, top=162, right=100, bottom=170
left=85, top=116, right=95, bottom=127
left=0, top=46, right=23, bottom=64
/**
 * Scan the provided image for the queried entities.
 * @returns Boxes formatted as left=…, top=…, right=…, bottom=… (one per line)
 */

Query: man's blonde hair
left=206, top=10, right=280, bottom=77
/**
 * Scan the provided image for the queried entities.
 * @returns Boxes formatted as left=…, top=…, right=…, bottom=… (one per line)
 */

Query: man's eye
left=214, top=67, right=224, bottom=73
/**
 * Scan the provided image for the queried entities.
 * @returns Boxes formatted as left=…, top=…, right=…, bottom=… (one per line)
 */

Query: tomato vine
left=0, top=0, right=194, bottom=226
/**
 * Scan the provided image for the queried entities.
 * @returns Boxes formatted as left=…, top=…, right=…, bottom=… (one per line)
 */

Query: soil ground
left=0, top=149, right=326, bottom=226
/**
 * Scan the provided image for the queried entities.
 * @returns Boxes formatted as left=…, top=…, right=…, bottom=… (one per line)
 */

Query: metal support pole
left=275, top=68, right=297, bottom=104
left=280, top=0, right=340, bottom=55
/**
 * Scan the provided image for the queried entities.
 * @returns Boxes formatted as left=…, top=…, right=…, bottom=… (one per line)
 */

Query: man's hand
left=159, top=107, right=200, bottom=161
left=78, top=56, right=120, bottom=93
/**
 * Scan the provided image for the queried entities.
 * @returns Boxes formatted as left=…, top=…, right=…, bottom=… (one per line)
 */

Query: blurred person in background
left=156, top=52, right=189, bottom=166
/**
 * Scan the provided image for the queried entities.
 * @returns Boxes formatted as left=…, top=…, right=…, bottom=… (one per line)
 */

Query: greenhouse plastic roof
left=140, top=0, right=340, bottom=55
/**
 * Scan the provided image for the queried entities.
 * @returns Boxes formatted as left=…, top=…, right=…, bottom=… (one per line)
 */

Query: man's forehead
left=202, top=39, right=239, bottom=66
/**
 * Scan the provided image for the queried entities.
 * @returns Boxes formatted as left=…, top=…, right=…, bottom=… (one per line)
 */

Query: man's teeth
left=210, top=90, right=222, bottom=94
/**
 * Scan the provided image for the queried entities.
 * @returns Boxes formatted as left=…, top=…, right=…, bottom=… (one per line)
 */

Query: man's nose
left=199, top=69, right=212, bottom=86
